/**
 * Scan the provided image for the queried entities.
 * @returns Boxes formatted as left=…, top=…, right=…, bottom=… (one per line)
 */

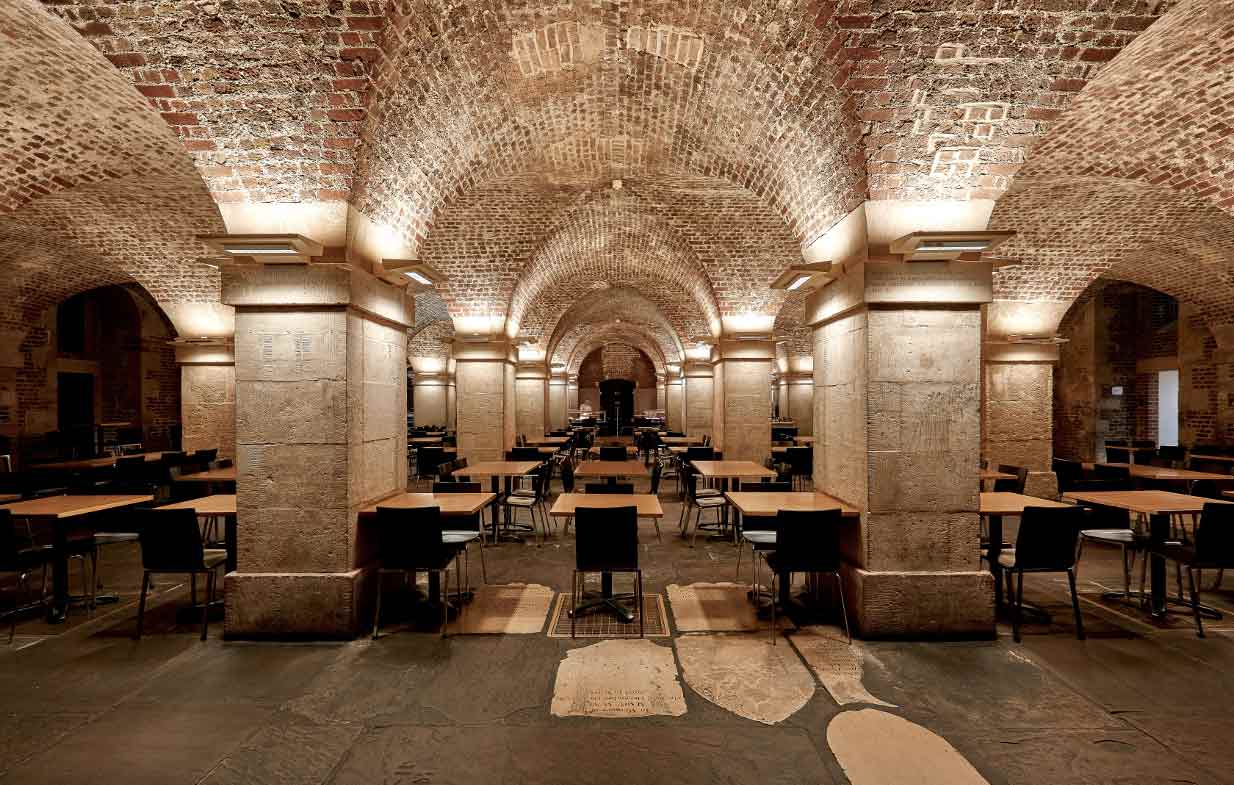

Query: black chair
left=1132, top=440, right=1155, bottom=449
left=997, top=505, right=1087, bottom=643
left=680, top=470, right=727, bottom=546
left=764, top=508, right=848, bottom=644
left=599, top=446, right=628, bottom=461
left=189, top=448, right=218, bottom=467
left=1095, top=463, right=1132, bottom=486
left=1106, top=446, right=1132, bottom=464
left=134, top=509, right=227, bottom=641
left=585, top=482, right=633, bottom=494
left=1076, top=503, right=1141, bottom=604
left=1155, top=502, right=1234, bottom=637
left=1155, top=445, right=1186, bottom=467
left=507, top=447, right=542, bottom=462
left=113, top=455, right=151, bottom=494
left=372, top=506, right=462, bottom=639
left=735, top=481, right=791, bottom=582
left=504, top=465, right=553, bottom=543
left=417, top=447, right=446, bottom=481
left=785, top=446, right=813, bottom=491
left=571, top=505, right=643, bottom=637
left=994, top=464, right=1028, bottom=494
left=432, top=482, right=487, bottom=583
left=0, top=510, right=53, bottom=643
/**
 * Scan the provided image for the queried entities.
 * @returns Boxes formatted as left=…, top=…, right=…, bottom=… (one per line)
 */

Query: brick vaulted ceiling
left=5, top=0, right=1229, bottom=357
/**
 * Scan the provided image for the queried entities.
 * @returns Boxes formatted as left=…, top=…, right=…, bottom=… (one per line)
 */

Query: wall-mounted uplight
left=1004, top=334, right=1069, bottom=346
left=890, top=231, right=1015, bottom=262
left=381, top=259, right=445, bottom=290
left=198, top=234, right=324, bottom=264
left=770, top=261, right=833, bottom=291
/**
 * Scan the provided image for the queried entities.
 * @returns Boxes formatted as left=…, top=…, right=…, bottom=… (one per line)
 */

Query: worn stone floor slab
left=665, top=581, right=766, bottom=632
left=828, top=708, right=990, bottom=785
left=675, top=633, right=815, bottom=724
left=789, top=626, right=895, bottom=708
left=446, top=583, right=555, bottom=635
left=550, top=639, right=686, bottom=718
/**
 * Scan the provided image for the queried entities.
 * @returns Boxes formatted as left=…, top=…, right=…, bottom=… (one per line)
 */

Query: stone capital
left=683, top=360, right=713, bottom=378
left=984, top=342, right=1060, bottom=364
left=173, top=338, right=235, bottom=366
left=717, top=336, right=777, bottom=361
left=452, top=336, right=516, bottom=363
left=221, top=262, right=413, bottom=329
left=515, top=361, right=550, bottom=380
left=805, top=259, right=992, bottom=328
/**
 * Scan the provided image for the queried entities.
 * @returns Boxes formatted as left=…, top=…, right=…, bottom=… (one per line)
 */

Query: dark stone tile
left=199, top=720, right=364, bottom=785
left=0, top=712, right=93, bottom=777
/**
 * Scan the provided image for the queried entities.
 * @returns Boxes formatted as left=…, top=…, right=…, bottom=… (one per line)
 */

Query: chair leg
left=88, top=548, right=98, bottom=614
left=769, top=567, right=777, bottom=646
left=478, top=537, right=488, bottom=584
left=1067, top=567, right=1085, bottom=641
left=1187, top=565, right=1204, bottom=638
left=1212, top=568, right=1224, bottom=591
left=440, top=568, right=449, bottom=639
left=1013, top=570, right=1024, bottom=643
left=135, top=571, right=150, bottom=640
left=372, top=571, right=384, bottom=640
left=190, top=573, right=197, bottom=608
left=1175, top=561, right=1185, bottom=602
left=10, top=572, right=26, bottom=644
left=200, top=572, right=212, bottom=641
left=735, top=540, right=745, bottom=580
left=834, top=572, right=851, bottom=645
left=637, top=570, right=644, bottom=638
left=570, top=570, right=579, bottom=638
left=652, top=517, right=662, bottom=544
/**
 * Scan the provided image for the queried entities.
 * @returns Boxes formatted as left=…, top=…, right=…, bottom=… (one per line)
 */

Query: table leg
left=1150, top=511, right=1168, bottom=617
left=490, top=476, right=501, bottom=541
left=225, top=515, right=238, bottom=573
left=987, top=514, right=1003, bottom=609
left=48, top=521, right=69, bottom=623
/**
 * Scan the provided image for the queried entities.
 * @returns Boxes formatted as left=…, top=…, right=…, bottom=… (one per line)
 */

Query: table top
left=0, top=494, right=153, bottom=519
left=1188, top=453, right=1234, bottom=463
left=178, top=466, right=237, bottom=482
left=32, top=451, right=167, bottom=471
left=409, top=437, right=443, bottom=444
left=574, top=460, right=649, bottom=478
left=360, top=492, right=497, bottom=516
left=979, top=492, right=1072, bottom=516
left=725, top=492, right=859, bottom=518
left=0, top=493, right=21, bottom=504
left=1107, top=445, right=1157, bottom=452
left=1063, top=489, right=1231, bottom=515
left=549, top=493, right=663, bottom=518
left=1096, top=463, right=1230, bottom=482
left=158, top=494, right=237, bottom=516
left=451, top=461, right=542, bottom=478
left=980, top=469, right=1016, bottom=481
left=691, top=461, right=777, bottom=479
left=530, top=436, right=570, bottom=445
left=660, top=437, right=700, bottom=445
left=794, top=436, right=815, bottom=444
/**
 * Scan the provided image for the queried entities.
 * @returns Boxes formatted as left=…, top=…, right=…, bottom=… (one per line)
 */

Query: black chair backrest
left=586, top=482, right=633, bottom=494
left=773, top=509, right=843, bottom=573
left=1013, top=505, right=1085, bottom=571
left=560, top=460, right=576, bottom=493
left=1195, top=503, right=1234, bottom=566
left=648, top=460, right=662, bottom=495
left=1156, top=445, right=1186, bottom=465
left=1105, top=446, right=1131, bottom=464
left=1051, top=457, right=1084, bottom=492
left=1131, top=440, right=1155, bottom=449
left=191, top=448, right=218, bottom=465
left=374, top=506, right=449, bottom=570
left=599, top=446, right=628, bottom=461
left=433, top=481, right=482, bottom=493
left=1105, top=439, right=1128, bottom=447
left=994, top=464, right=1028, bottom=494
left=160, top=451, right=186, bottom=467
left=1189, top=480, right=1222, bottom=500
left=1094, top=463, right=1132, bottom=486
left=508, top=447, right=542, bottom=462
left=787, top=446, right=812, bottom=473
left=418, top=446, right=445, bottom=476
left=685, top=447, right=715, bottom=463
left=575, top=505, right=638, bottom=572
left=0, top=510, right=25, bottom=570
left=136, top=509, right=205, bottom=572
left=749, top=481, right=792, bottom=492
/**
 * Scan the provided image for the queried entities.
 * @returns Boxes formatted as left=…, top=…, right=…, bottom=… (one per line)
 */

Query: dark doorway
left=599, top=379, right=634, bottom=436
left=57, top=372, right=95, bottom=456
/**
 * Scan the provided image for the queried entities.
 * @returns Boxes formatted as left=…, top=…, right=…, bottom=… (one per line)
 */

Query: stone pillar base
left=224, top=568, right=374, bottom=639
left=842, top=566, right=994, bottom=639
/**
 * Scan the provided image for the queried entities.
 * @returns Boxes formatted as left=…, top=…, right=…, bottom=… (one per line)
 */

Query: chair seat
left=505, top=496, right=538, bottom=508
left=1, top=544, right=54, bottom=572
left=203, top=549, right=228, bottom=569
left=742, top=530, right=776, bottom=546
left=997, top=550, right=1017, bottom=569
left=696, top=497, right=726, bottom=508
left=511, top=488, right=537, bottom=497
left=695, top=488, right=721, bottom=497
left=442, top=530, right=480, bottom=545
left=94, top=532, right=140, bottom=546
left=1080, top=528, right=1137, bottom=544
left=1157, top=542, right=1232, bottom=569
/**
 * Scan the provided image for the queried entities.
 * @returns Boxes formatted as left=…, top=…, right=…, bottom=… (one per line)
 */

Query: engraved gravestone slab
left=788, top=627, right=895, bottom=707
left=550, top=639, right=686, bottom=718
left=827, top=708, right=991, bottom=785
left=675, top=633, right=815, bottom=724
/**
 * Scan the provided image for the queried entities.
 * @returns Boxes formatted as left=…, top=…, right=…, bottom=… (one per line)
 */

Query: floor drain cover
left=548, top=593, right=670, bottom=638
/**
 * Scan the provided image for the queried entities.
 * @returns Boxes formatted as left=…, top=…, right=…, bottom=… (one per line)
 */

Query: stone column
left=665, top=368, right=683, bottom=432
left=807, top=260, right=993, bottom=638
left=410, top=370, right=450, bottom=428
left=983, top=344, right=1058, bottom=498
left=446, top=372, right=456, bottom=429
left=783, top=373, right=814, bottom=436
left=454, top=337, right=516, bottom=463
left=222, top=264, right=410, bottom=638
left=177, top=341, right=236, bottom=458
left=683, top=361, right=714, bottom=440
left=548, top=369, right=568, bottom=431
left=515, top=361, right=548, bottom=440
left=713, top=337, right=774, bottom=463
left=566, top=375, right=579, bottom=421
left=656, top=375, right=666, bottom=412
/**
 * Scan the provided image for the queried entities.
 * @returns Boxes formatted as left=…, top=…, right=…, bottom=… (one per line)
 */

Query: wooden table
left=451, top=462, right=541, bottom=541
left=1096, top=463, right=1229, bottom=490
left=1063, top=490, right=1232, bottom=618
left=575, top=460, right=649, bottom=479
left=31, top=451, right=166, bottom=472
left=158, top=494, right=238, bottom=571
left=550, top=493, right=663, bottom=622
left=980, top=469, right=1016, bottom=482
left=660, top=436, right=700, bottom=446
left=691, top=461, right=777, bottom=482
left=409, top=437, right=443, bottom=445
left=726, top=491, right=859, bottom=519
left=0, top=494, right=19, bottom=505
left=360, top=492, right=496, bottom=517
left=979, top=492, right=1073, bottom=608
left=529, top=436, right=570, bottom=446
left=178, top=466, right=237, bottom=483
left=794, top=436, right=815, bottom=445
left=1, top=494, right=152, bottom=622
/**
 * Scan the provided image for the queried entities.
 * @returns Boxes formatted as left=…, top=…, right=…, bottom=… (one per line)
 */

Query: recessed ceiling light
left=403, top=270, right=432, bottom=285
left=785, top=274, right=812, bottom=291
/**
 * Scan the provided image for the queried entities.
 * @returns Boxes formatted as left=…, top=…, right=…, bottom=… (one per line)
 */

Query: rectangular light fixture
left=890, top=231, right=1015, bottom=261
left=197, top=234, right=324, bottom=264
left=382, top=259, right=444, bottom=289
left=771, top=261, right=833, bottom=290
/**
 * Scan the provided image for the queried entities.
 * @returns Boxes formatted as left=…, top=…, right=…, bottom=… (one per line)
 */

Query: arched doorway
left=599, top=379, right=634, bottom=436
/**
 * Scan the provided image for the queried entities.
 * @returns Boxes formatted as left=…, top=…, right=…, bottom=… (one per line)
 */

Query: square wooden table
left=178, top=466, right=237, bottom=483
left=979, top=492, right=1073, bottom=608
left=31, top=451, right=167, bottom=473
left=451, top=462, right=542, bottom=540
left=409, top=437, right=444, bottom=445
left=725, top=491, right=859, bottom=519
left=1063, top=490, right=1232, bottom=617
left=979, top=469, right=1016, bottom=482
left=691, top=461, right=777, bottom=482
left=529, top=436, right=570, bottom=446
left=794, top=436, right=815, bottom=445
left=360, top=491, right=496, bottom=517
left=1, top=494, right=152, bottom=622
left=575, top=460, right=649, bottom=479
left=158, top=494, right=238, bottom=571
left=660, top=436, right=700, bottom=446
left=1096, top=462, right=1230, bottom=490
left=0, top=493, right=19, bottom=505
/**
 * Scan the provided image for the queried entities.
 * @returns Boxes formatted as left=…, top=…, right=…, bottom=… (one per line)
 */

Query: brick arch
left=353, top=0, right=864, bottom=257
left=562, top=322, right=667, bottom=377
left=578, top=344, right=657, bottom=388
left=546, top=286, right=682, bottom=371
left=407, top=320, right=455, bottom=364
left=772, top=291, right=812, bottom=361
left=991, top=177, right=1234, bottom=330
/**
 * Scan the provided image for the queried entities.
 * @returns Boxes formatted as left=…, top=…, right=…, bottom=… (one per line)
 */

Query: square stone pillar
left=807, top=260, right=995, bottom=638
left=683, top=361, right=714, bottom=440
left=454, top=337, right=516, bottom=463
left=656, top=376, right=666, bottom=412
left=783, top=373, right=815, bottom=436
left=566, top=376, right=579, bottom=421
left=222, top=264, right=411, bottom=638
left=177, top=341, right=236, bottom=458
left=548, top=370, right=568, bottom=431
left=410, top=371, right=450, bottom=427
left=983, top=342, right=1059, bottom=498
left=446, top=374, right=456, bottom=429
left=714, top=337, right=775, bottom=463
left=665, top=369, right=683, bottom=432
left=515, top=361, right=549, bottom=440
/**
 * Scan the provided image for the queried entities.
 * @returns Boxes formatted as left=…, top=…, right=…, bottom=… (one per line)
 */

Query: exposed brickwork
left=407, top=319, right=454, bottom=363
left=577, top=344, right=655, bottom=387
left=560, top=322, right=668, bottom=376
left=546, top=286, right=680, bottom=372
